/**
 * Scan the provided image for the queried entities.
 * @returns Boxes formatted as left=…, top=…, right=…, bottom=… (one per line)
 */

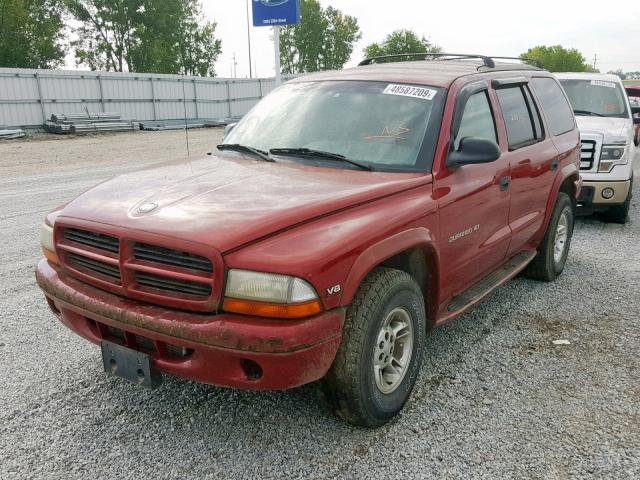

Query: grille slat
left=68, top=253, right=121, bottom=280
left=65, top=228, right=119, bottom=253
left=136, top=272, right=212, bottom=297
left=134, top=243, right=213, bottom=272
left=580, top=140, right=596, bottom=171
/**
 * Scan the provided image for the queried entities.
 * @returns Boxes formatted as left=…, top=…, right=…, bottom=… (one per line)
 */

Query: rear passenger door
left=492, top=78, right=559, bottom=255
left=436, top=81, right=511, bottom=301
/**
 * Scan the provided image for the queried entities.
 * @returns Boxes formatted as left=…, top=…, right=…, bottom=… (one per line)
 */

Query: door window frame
left=493, top=79, right=546, bottom=151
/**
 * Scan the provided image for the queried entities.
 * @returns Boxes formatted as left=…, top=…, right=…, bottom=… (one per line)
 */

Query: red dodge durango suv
left=36, top=54, right=581, bottom=427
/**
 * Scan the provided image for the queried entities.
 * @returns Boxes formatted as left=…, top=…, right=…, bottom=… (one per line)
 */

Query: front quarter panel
left=223, top=182, right=438, bottom=312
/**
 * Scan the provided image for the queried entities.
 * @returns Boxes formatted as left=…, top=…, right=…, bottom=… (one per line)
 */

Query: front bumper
left=578, top=180, right=631, bottom=205
left=36, top=260, right=344, bottom=390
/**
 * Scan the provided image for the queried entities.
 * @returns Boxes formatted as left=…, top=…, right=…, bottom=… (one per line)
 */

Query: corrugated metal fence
left=0, top=68, right=295, bottom=128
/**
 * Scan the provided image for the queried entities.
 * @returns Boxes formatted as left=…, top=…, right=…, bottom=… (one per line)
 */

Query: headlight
left=223, top=269, right=321, bottom=319
left=599, top=144, right=627, bottom=172
left=40, top=221, right=59, bottom=264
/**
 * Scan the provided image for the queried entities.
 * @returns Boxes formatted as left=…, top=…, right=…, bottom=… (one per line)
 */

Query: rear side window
left=530, top=77, right=575, bottom=135
left=455, top=91, right=497, bottom=150
left=496, top=86, right=542, bottom=150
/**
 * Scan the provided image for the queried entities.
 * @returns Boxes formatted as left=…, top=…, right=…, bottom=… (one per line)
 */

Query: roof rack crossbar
left=359, top=53, right=496, bottom=68
left=358, top=53, right=544, bottom=69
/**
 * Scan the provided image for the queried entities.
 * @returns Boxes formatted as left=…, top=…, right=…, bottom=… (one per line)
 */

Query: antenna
left=181, top=76, right=190, bottom=157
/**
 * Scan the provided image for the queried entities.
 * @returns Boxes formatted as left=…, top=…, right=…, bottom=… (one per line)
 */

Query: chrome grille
left=135, top=272, right=212, bottom=297
left=134, top=242, right=213, bottom=272
left=68, top=252, right=121, bottom=281
left=580, top=140, right=596, bottom=171
left=65, top=228, right=119, bottom=254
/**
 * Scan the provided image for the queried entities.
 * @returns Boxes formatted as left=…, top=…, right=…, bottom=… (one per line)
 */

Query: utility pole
left=246, top=0, right=253, bottom=78
left=233, top=52, right=238, bottom=78
left=593, top=54, right=598, bottom=71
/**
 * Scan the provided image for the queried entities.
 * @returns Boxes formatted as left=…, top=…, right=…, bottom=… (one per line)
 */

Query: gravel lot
left=1, top=130, right=639, bottom=479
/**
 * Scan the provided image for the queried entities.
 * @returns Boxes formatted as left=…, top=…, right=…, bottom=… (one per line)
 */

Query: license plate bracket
left=101, top=341, right=162, bottom=389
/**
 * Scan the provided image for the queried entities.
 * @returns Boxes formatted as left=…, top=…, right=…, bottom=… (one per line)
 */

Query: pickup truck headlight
left=223, top=269, right=322, bottom=319
left=599, top=144, right=627, bottom=172
left=40, top=221, right=59, bottom=264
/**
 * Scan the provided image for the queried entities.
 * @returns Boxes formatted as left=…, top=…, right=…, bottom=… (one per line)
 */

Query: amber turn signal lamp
left=223, top=298, right=322, bottom=319
left=42, top=247, right=60, bottom=265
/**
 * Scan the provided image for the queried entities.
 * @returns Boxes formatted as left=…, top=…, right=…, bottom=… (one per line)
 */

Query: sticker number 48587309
left=383, top=84, right=437, bottom=101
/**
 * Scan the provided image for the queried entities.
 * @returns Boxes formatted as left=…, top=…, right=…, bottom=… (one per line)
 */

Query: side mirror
left=447, top=137, right=501, bottom=168
left=223, top=122, right=237, bottom=140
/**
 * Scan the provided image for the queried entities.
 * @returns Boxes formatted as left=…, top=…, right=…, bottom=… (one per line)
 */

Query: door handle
left=500, top=176, right=511, bottom=191
left=551, top=159, right=559, bottom=171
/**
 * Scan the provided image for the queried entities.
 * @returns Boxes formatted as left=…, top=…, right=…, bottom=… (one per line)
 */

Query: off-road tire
left=524, top=192, right=574, bottom=282
left=317, top=268, right=426, bottom=428
left=602, top=176, right=633, bottom=224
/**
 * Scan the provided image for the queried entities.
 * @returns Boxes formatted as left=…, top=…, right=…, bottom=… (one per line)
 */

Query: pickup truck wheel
left=317, top=268, right=426, bottom=428
left=602, top=176, right=633, bottom=224
left=524, top=192, right=574, bottom=282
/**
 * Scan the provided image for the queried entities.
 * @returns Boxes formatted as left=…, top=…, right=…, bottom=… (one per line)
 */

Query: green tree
left=0, top=0, right=66, bottom=68
left=66, top=0, right=221, bottom=75
left=364, top=29, right=441, bottom=60
left=279, top=0, right=360, bottom=74
left=520, top=45, right=591, bottom=72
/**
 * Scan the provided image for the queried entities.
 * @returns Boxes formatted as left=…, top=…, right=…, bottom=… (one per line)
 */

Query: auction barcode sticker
left=590, top=80, right=616, bottom=89
left=383, top=84, right=437, bottom=100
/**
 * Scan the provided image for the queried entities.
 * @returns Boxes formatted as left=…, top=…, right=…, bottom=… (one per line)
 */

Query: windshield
left=559, top=79, right=629, bottom=118
left=224, top=81, right=445, bottom=171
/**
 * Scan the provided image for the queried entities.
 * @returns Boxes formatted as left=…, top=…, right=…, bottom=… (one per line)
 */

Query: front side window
left=224, top=81, right=445, bottom=171
left=496, top=86, right=539, bottom=150
left=559, top=78, right=628, bottom=120
left=455, top=90, right=497, bottom=150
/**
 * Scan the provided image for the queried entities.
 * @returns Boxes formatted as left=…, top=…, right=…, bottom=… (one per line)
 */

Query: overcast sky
left=205, top=0, right=640, bottom=78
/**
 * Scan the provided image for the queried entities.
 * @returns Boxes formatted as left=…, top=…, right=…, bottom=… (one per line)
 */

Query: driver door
left=435, top=81, right=511, bottom=302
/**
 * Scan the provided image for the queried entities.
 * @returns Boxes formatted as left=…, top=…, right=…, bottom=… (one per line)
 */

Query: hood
left=59, top=154, right=431, bottom=253
left=575, top=116, right=632, bottom=142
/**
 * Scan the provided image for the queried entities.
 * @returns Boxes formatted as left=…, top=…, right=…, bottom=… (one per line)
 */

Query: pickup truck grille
left=65, top=228, right=120, bottom=254
left=56, top=225, right=218, bottom=312
left=134, top=243, right=213, bottom=272
left=580, top=140, right=596, bottom=171
left=68, top=252, right=121, bottom=281
left=136, top=272, right=212, bottom=296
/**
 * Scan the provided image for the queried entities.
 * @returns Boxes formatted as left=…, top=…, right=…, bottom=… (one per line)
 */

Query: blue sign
left=252, top=0, right=301, bottom=27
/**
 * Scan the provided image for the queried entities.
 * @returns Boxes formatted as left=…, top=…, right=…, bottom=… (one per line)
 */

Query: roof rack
left=358, top=53, right=543, bottom=69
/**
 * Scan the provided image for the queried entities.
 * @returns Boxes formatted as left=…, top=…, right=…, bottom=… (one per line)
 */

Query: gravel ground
left=1, top=130, right=639, bottom=479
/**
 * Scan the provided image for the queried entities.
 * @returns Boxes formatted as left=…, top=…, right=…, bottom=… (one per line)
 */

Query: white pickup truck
left=556, top=73, right=639, bottom=223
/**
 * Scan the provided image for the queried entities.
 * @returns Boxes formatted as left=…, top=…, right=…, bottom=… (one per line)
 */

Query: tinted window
left=455, top=91, right=496, bottom=150
left=523, top=85, right=544, bottom=140
left=496, top=86, right=536, bottom=149
left=530, top=77, right=576, bottom=135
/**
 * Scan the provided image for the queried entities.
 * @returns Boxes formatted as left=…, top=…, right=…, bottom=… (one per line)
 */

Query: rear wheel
left=602, top=177, right=633, bottom=224
left=317, top=268, right=426, bottom=427
left=524, top=192, right=574, bottom=282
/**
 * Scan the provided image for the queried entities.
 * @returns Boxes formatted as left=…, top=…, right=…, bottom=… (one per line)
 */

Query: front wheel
left=317, top=268, right=426, bottom=428
left=524, top=192, right=574, bottom=282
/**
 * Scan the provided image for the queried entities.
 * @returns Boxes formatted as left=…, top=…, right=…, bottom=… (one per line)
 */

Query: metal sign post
left=251, top=0, right=300, bottom=87
left=273, top=26, right=282, bottom=86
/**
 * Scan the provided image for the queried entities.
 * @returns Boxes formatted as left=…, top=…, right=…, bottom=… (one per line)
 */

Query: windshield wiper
left=269, top=147, right=374, bottom=171
left=217, top=144, right=274, bottom=162
left=573, top=109, right=605, bottom=117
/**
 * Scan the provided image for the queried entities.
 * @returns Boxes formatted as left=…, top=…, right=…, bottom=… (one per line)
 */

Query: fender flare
left=339, top=227, right=440, bottom=323
left=539, top=162, right=580, bottom=237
